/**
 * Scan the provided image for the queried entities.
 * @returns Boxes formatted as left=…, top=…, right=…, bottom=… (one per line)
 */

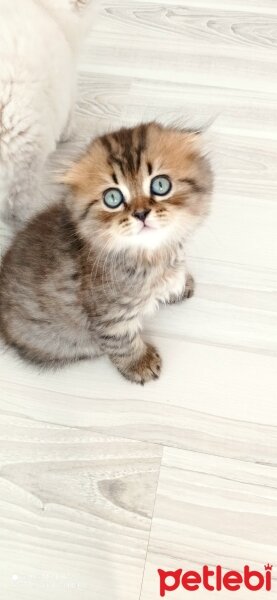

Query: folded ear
left=180, top=127, right=202, bottom=136
left=177, top=129, right=204, bottom=156
left=59, top=163, right=85, bottom=192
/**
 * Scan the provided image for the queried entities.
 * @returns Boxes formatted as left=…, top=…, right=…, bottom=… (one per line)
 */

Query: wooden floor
left=0, top=1, right=277, bottom=598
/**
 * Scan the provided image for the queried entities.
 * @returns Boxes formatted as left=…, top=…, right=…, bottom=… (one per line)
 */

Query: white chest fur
left=143, top=262, right=186, bottom=315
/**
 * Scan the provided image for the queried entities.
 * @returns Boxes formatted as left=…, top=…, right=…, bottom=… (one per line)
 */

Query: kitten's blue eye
left=103, top=188, right=124, bottom=209
left=150, top=175, right=172, bottom=196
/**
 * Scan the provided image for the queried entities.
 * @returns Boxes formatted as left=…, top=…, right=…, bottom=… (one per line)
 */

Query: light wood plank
left=83, top=2, right=277, bottom=94
left=0, top=334, right=276, bottom=457
left=123, top=78, right=277, bottom=138
left=0, top=413, right=162, bottom=600
left=0, top=2, right=277, bottom=598
left=140, top=447, right=277, bottom=599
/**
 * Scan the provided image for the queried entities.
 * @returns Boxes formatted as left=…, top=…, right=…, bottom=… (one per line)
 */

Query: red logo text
left=158, top=564, right=273, bottom=596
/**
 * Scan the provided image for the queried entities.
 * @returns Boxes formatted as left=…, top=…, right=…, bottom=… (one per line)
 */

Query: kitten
left=0, top=0, right=93, bottom=225
left=0, top=122, right=213, bottom=384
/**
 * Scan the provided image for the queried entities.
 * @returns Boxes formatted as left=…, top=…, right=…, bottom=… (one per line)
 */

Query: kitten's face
left=65, top=123, right=213, bottom=253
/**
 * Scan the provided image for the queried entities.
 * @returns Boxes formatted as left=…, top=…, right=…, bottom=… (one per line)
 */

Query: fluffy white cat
left=0, top=0, right=94, bottom=224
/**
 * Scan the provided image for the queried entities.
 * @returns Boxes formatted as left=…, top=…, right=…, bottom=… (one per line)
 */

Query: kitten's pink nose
left=133, top=209, right=151, bottom=222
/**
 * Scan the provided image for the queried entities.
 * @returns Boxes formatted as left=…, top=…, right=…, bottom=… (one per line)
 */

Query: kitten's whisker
left=89, top=241, right=111, bottom=288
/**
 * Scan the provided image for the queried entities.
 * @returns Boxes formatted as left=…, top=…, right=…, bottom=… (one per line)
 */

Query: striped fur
left=0, top=122, right=213, bottom=383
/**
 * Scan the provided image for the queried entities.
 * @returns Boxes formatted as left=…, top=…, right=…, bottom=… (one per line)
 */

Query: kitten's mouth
left=138, top=223, right=155, bottom=233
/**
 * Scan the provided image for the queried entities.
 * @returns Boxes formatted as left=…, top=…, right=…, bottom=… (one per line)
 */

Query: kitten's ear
left=60, top=163, right=84, bottom=193
left=179, top=119, right=215, bottom=149
left=179, top=129, right=203, bottom=151
left=178, top=124, right=212, bottom=151
left=180, top=127, right=202, bottom=136
left=179, top=127, right=205, bottom=146
left=182, top=126, right=212, bottom=156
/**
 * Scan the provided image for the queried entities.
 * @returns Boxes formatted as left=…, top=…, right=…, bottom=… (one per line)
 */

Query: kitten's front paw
left=168, top=273, right=195, bottom=304
left=183, top=273, right=195, bottom=299
left=117, top=343, right=162, bottom=385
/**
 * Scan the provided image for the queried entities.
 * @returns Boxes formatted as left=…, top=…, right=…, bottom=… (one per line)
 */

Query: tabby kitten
left=0, top=122, right=213, bottom=383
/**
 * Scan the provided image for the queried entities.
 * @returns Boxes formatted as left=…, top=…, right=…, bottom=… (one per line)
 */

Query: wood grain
left=140, top=447, right=277, bottom=599
left=0, top=412, right=162, bottom=600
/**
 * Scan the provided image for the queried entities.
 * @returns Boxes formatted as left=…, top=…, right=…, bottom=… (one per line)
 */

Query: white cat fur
left=0, top=0, right=93, bottom=224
